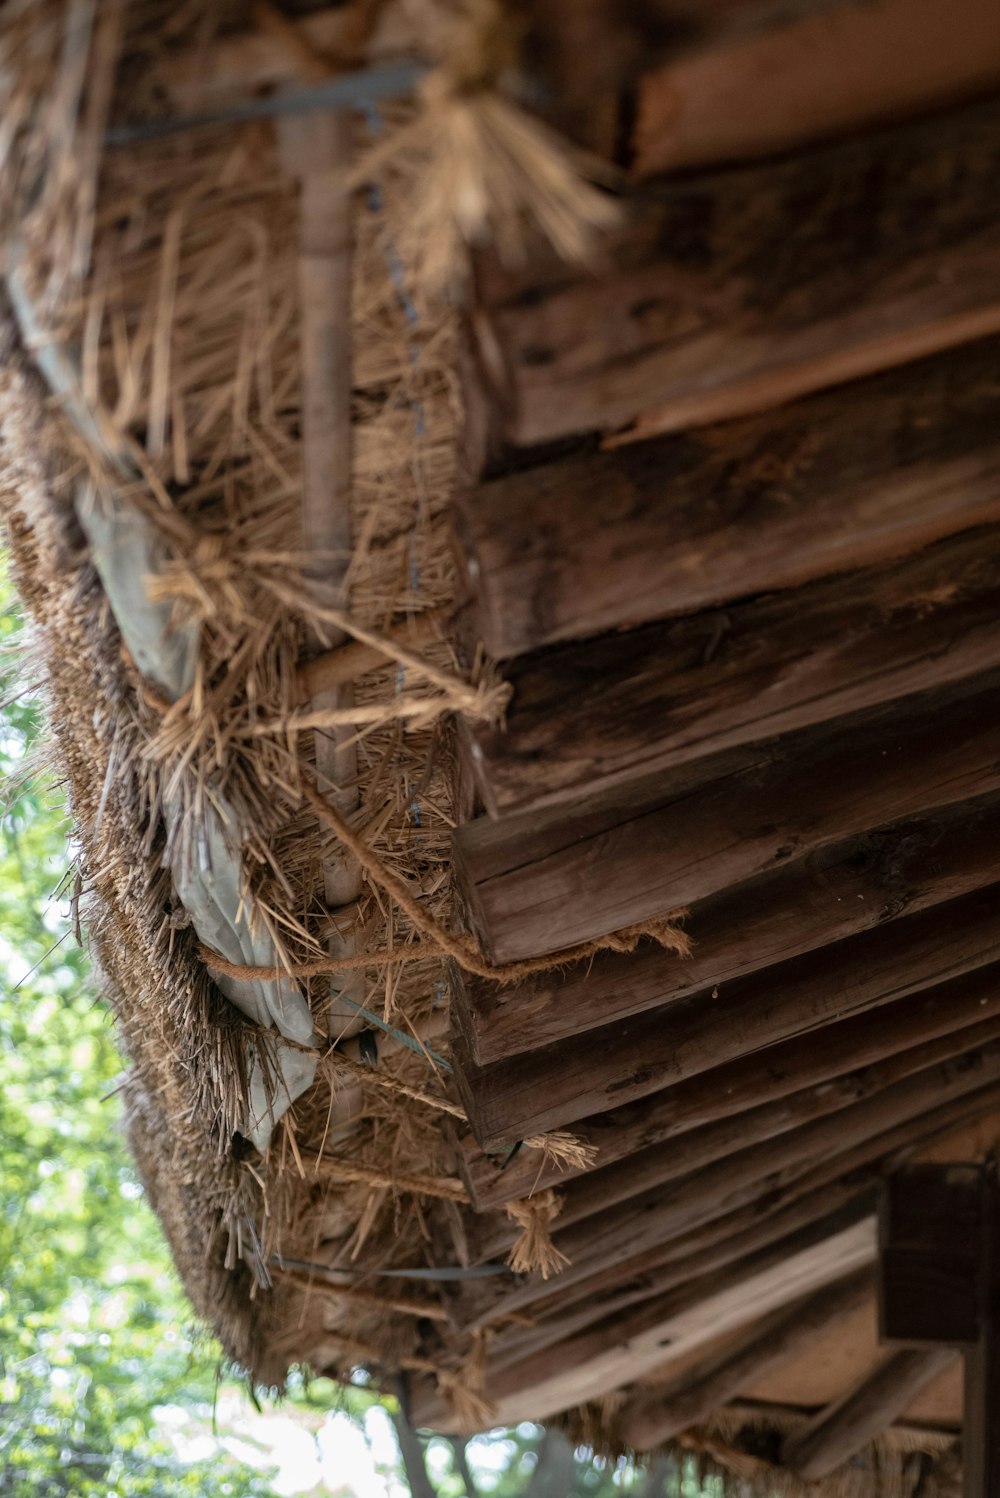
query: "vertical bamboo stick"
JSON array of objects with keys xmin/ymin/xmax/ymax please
[{"xmin": 280, "ymin": 108, "xmax": 365, "ymax": 1025}]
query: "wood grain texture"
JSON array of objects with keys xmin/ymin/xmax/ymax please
[
  {"xmin": 476, "ymin": 1042, "xmax": 1000, "ymax": 1265},
  {"xmin": 782, "ymin": 1348, "xmax": 959, "ymax": 1479},
  {"xmin": 471, "ymin": 96, "xmax": 1000, "ymax": 448},
  {"xmin": 456, "ymin": 675, "xmax": 1000, "ymax": 966},
  {"xmin": 455, "ymin": 879, "xmax": 1000, "ymax": 1146},
  {"xmin": 466, "ymin": 526, "xmax": 1000, "ymax": 816},
  {"xmin": 464, "ymin": 991, "xmax": 1000, "ymax": 1209},
  {"xmin": 454, "ymin": 1083, "xmax": 1000, "ymax": 1337},
  {"xmin": 456, "ymin": 336, "xmax": 1000, "ymax": 661},
  {"xmin": 618, "ymin": 1269, "xmax": 877, "ymax": 1450},
  {"xmin": 456, "ymin": 793, "xmax": 1000, "ymax": 1065},
  {"xmin": 633, "ymin": 0, "xmax": 1000, "ymax": 177}
]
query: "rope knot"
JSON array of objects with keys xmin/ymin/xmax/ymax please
[{"xmin": 505, "ymin": 1189, "xmax": 570, "ymax": 1280}]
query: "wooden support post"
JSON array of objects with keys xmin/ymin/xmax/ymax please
[
  {"xmin": 471, "ymin": 96, "xmax": 1000, "ymax": 449},
  {"xmin": 464, "ymin": 526, "xmax": 1000, "ymax": 817},
  {"xmin": 455, "ymin": 673, "xmax": 1000, "ymax": 968},
  {"xmin": 782, "ymin": 1348, "xmax": 958, "ymax": 1480},
  {"xmin": 454, "ymin": 882, "xmax": 1000, "ymax": 1147},
  {"xmin": 965, "ymin": 1163, "xmax": 1000, "ymax": 1498},
  {"xmin": 880, "ymin": 1165, "xmax": 984, "ymax": 1345},
  {"xmin": 455, "ymin": 794, "xmax": 1000, "ymax": 1066},
  {"xmin": 879, "ymin": 1159, "xmax": 1000, "ymax": 1497},
  {"xmin": 618, "ymin": 1268, "xmax": 877, "ymax": 1451}
]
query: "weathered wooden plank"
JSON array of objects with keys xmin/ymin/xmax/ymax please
[
  {"xmin": 414, "ymin": 1216, "xmax": 877, "ymax": 1431},
  {"xmin": 476, "ymin": 1042, "xmax": 1000, "ymax": 1268},
  {"xmin": 456, "ymin": 793, "xmax": 1000, "ymax": 1065},
  {"xmin": 455, "ymin": 879, "xmax": 1000, "ymax": 1147},
  {"xmin": 619, "ymin": 1269, "xmax": 877, "ymax": 1451},
  {"xmin": 964, "ymin": 1162, "xmax": 1000, "ymax": 1498},
  {"xmin": 456, "ymin": 337, "xmax": 1000, "ymax": 662},
  {"xmin": 456, "ymin": 1083, "xmax": 1000, "ymax": 1336},
  {"xmin": 281, "ymin": 110, "xmax": 362, "ymax": 931},
  {"xmin": 634, "ymin": 0, "xmax": 1000, "ymax": 177},
  {"xmin": 781, "ymin": 1348, "xmax": 958, "ymax": 1480},
  {"xmin": 465, "ymin": 526, "xmax": 1000, "ymax": 817},
  {"xmin": 472, "ymin": 96, "xmax": 1000, "ymax": 449},
  {"xmin": 464, "ymin": 993, "xmax": 1000, "ymax": 1210},
  {"xmin": 483, "ymin": 1188, "xmax": 879, "ymax": 1375},
  {"xmin": 456, "ymin": 673, "xmax": 1000, "ymax": 965}
]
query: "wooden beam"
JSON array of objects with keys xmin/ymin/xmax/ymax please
[
  {"xmin": 464, "ymin": 993, "xmax": 1000, "ymax": 1210},
  {"xmin": 456, "ymin": 793, "xmax": 1000, "ymax": 1065},
  {"xmin": 471, "ymin": 96, "xmax": 1000, "ymax": 448},
  {"xmin": 456, "ymin": 337, "xmax": 1000, "ymax": 662},
  {"xmin": 465, "ymin": 526, "xmax": 1000, "ymax": 817},
  {"xmin": 618, "ymin": 1268, "xmax": 877, "ymax": 1451},
  {"xmin": 414, "ymin": 1216, "xmax": 878, "ymax": 1430},
  {"xmin": 782, "ymin": 1348, "xmax": 958, "ymax": 1480},
  {"xmin": 634, "ymin": 0, "xmax": 1000, "ymax": 177},
  {"xmin": 475, "ymin": 1043, "xmax": 1000, "ymax": 1268},
  {"xmin": 486, "ymin": 1221, "xmax": 876, "ymax": 1424},
  {"xmin": 455, "ymin": 673, "xmax": 1000, "ymax": 966},
  {"xmin": 458, "ymin": 1083, "xmax": 1000, "ymax": 1334},
  {"xmin": 483, "ymin": 1189, "xmax": 879, "ymax": 1374},
  {"xmin": 161, "ymin": 5, "xmax": 415, "ymax": 108},
  {"xmin": 455, "ymin": 881, "xmax": 1000, "ymax": 1146}
]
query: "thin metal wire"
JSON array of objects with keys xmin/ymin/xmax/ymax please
[
  {"xmin": 104, "ymin": 60, "xmax": 428, "ymax": 146},
  {"xmin": 270, "ymin": 1253, "xmax": 512, "ymax": 1281}
]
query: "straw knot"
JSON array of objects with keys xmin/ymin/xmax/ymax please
[
  {"xmin": 523, "ymin": 1131, "xmax": 599, "ymax": 1172},
  {"xmin": 505, "ymin": 1189, "xmax": 570, "ymax": 1280}
]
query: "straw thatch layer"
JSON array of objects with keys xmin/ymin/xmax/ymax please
[{"xmin": 0, "ymin": 0, "xmax": 498, "ymax": 1401}]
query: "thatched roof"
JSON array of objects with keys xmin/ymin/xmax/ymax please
[
  {"xmin": 4, "ymin": 1, "xmax": 999, "ymax": 1493},
  {"xmin": 0, "ymin": 0, "xmax": 495, "ymax": 1410}
]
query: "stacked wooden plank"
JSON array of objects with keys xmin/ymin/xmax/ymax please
[{"xmin": 426, "ymin": 2, "xmax": 1000, "ymax": 1471}]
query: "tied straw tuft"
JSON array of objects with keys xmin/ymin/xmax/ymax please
[
  {"xmin": 447, "ymin": 1328, "xmax": 496, "ymax": 1433},
  {"xmin": 353, "ymin": 0, "xmax": 621, "ymax": 290},
  {"xmin": 506, "ymin": 1190, "xmax": 570, "ymax": 1280}
]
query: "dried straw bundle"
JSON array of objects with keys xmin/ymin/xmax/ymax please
[
  {"xmin": 356, "ymin": 0, "xmax": 621, "ymax": 290},
  {"xmin": 0, "ymin": 0, "xmax": 644, "ymax": 1413}
]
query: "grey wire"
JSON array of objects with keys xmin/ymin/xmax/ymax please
[
  {"xmin": 104, "ymin": 60, "xmax": 429, "ymax": 146},
  {"xmin": 270, "ymin": 1253, "xmax": 513, "ymax": 1282}
]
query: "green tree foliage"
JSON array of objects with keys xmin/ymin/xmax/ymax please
[
  {"xmin": 0, "ymin": 572, "xmax": 280, "ymax": 1497},
  {"xmin": 0, "ymin": 567, "xmax": 689, "ymax": 1498}
]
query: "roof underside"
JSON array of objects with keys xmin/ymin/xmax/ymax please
[{"xmin": 2, "ymin": 1, "xmax": 1000, "ymax": 1493}]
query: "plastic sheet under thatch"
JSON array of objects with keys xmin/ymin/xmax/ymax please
[
  {"xmin": 0, "ymin": 0, "xmax": 486, "ymax": 1411},
  {"xmin": 0, "ymin": 0, "xmax": 659, "ymax": 1424}
]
